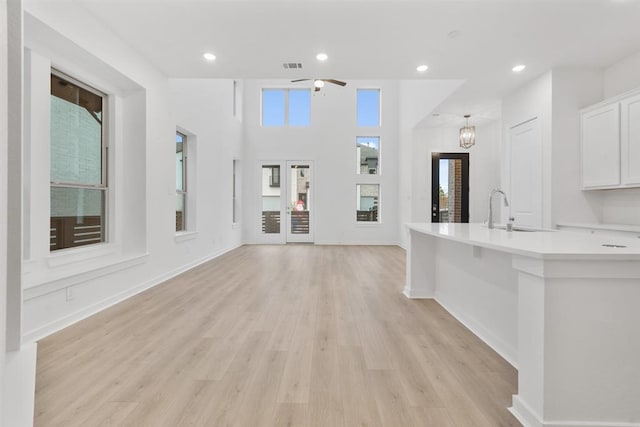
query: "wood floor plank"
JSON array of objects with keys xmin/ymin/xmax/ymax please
[{"xmin": 34, "ymin": 245, "xmax": 520, "ymax": 427}]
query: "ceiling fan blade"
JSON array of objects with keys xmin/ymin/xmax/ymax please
[
  {"xmin": 291, "ymin": 79, "xmax": 312, "ymax": 83},
  {"xmin": 322, "ymin": 79, "xmax": 347, "ymax": 87}
]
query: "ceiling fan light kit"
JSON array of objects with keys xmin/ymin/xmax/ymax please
[{"xmin": 291, "ymin": 78, "xmax": 347, "ymax": 92}]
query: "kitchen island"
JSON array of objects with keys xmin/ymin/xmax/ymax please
[{"xmin": 405, "ymin": 223, "xmax": 640, "ymax": 427}]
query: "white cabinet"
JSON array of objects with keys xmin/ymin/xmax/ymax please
[
  {"xmin": 581, "ymin": 89, "xmax": 640, "ymax": 190},
  {"xmin": 581, "ymin": 102, "xmax": 620, "ymax": 188},
  {"xmin": 620, "ymin": 92, "xmax": 640, "ymax": 185}
]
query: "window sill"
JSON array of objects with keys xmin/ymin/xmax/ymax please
[
  {"xmin": 175, "ymin": 231, "xmax": 198, "ymax": 243},
  {"xmin": 355, "ymin": 222, "xmax": 382, "ymax": 226},
  {"xmin": 46, "ymin": 242, "xmax": 119, "ymax": 268},
  {"xmin": 24, "ymin": 251, "xmax": 149, "ymax": 300}
]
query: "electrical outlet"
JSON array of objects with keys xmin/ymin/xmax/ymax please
[{"xmin": 66, "ymin": 287, "xmax": 74, "ymax": 302}]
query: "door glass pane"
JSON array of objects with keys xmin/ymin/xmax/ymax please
[
  {"xmin": 50, "ymin": 74, "xmax": 103, "ymax": 185},
  {"xmin": 356, "ymin": 184, "xmax": 379, "ymax": 222},
  {"xmin": 356, "ymin": 136, "xmax": 379, "ymax": 174},
  {"xmin": 50, "ymin": 187, "xmax": 105, "ymax": 250},
  {"xmin": 262, "ymin": 165, "xmax": 281, "ymax": 233},
  {"xmin": 289, "ymin": 165, "xmax": 310, "ymax": 234},
  {"xmin": 439, "ymin": 159, "xmax": 462, "ymax": 223}
]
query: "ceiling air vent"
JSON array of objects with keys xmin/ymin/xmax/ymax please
[{"xmin": 283, "ymin": 63, "xmax": 303, "ymax": 70}]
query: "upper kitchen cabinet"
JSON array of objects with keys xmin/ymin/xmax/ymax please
[
  {"xmin": 581, "ymin": 101, "xmax": 620, "ymax": 189},
  {"xmin": 621, "ymin": 92, "xmax": 640, "ymax": 186},
  {"xmin": 581, "ymin": 88, "xmax": 640, "ymax": 190}
]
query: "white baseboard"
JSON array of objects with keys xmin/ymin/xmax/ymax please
[
  {"xmin": 510, "ymin": 395, "xmax": 543, "ymax": 427},
  {"xmin": 435, "ymin": 293, "xmax": 518, "ymax": 368},
  {"xmin": 22, "ymin": 244, "xmax": 242, "ymax": 343},
  {"xmin": 509, "ymin": 395, "xmax": 640, "ymax": 427},
  {"xmin": 402, "ymin": 287, "xmax": 434, "ymax": 299}
]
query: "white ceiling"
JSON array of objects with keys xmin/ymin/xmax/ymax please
[{"xmin": 55, "ymin": 0, "xmax": 640, "ymax": 126}]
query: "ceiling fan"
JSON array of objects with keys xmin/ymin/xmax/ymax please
[{"xmin": 291, "ymin": 78, "xmax": 347, "ymax": 92}]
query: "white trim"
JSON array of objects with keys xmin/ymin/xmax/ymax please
[
  {"xmin": 22, "ymin": 244, "xmax": 242, "ymax": 343},
  {"xmin": 510, "ymin": 395, "xmax": 543, "ymax": 427},
  {"xmin": 509, "ymin": 396, "xmax": 640, "ymax": 427},
  {"xmin": 402, "ymin": 287, "xmax": 433, "ymax": 299},
  {"xmin": 175, "ymin": 230, "xmax": 198, "ymax": 243}
]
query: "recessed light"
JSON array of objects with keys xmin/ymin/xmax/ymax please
[
  {"xmin": 203, "ymin": 52, "xmax": 216, "ymax": 61},
  {"xmin": 316, "ymin": 53, "xmax": 328, "ymax": 61},
  {"xmin": 416, "ymin": 64, "xmax": 429, "ymax": 72},
  {"xmin": 512, "ymin": 64, "xmax": 526, "ymax": 72}
]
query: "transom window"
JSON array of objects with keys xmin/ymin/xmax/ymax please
[
  {"xmin": 50, "ymin": 70, "xmax": 107, "ymax": 251},
  {"xmin": 262, "ymin": 88, "xmax": 311, "ymax": 126},
  {"xmin": 357, "ymin": 89, "xmax": 381, "ymax": 127}
]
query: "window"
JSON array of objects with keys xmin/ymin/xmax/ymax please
[
  {"xmin": 356, "ymin": 136, "xmax": 380, "ymax": 175},
  {"xmin": 233, "ymin": 159, "xmax": 239, "ymax": 224},
  {"xmin": 262, "ymin": 88, "xmax": 311, "ymax": 126},
  {"xmin": 357, "ymin": 89, "xmax": 380, "ymax": 127},
  {"xmin": 176, "ymin": 131, "xmax": 187, "ymax": 232},
  {"xmin": 50, "ymin": 70, "xmax": 106, "ymax": 251},
  {"xmin": 356, "ymin": 184, "xmax": 380, "ymax": 223}
]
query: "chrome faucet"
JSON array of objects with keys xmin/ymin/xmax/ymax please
[{"xmin": 487, "ymin": 189, "xmax": 509, "ymax": 229}]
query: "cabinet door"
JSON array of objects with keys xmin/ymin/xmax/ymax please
[
  {"xmin": 621, "ymin": 93, "xmax": 640, "ymax": 186},
  {"xmin": 581, "ymin": 102, "xmax": 620, "ymax": 188}
]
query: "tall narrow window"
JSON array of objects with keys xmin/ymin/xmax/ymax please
[
  {"xmin": 232, "ymin": 159, "xmax": 239, "ymax": 224},
  {"xmin": 50, "ymin": 71, "xmax": 106, "ymax": 251},
  {"xmin": 357, "ymin": 89, "xmax": 381, "ymax": 127},
  {"xmin": 176, "ymin": 132, "xmax": 187, "ymax": 232}
]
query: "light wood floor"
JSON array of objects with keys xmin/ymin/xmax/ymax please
[{"xmin": 34, "ymin": 245, "xmax": 521, "ymax": 427}]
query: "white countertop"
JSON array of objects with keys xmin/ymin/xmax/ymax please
[{"xmin": 407, "ymin": 223, "xmax": 640, "ymax": 260}]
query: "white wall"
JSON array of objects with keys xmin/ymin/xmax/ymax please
[
  {"xmin": 501, "ymin": 71, "xmax": 553, "ymax": 228},
  {"xmin": 550, "ymin": 68, "xmax": 604, "ymax": 225},
  {"xmin": 168, "ymin": 78, "xmax": 243, "ymax": 253},
  {"xmin": 411, "ymin": 122, "xmax": 500, "ymax": 225},
  {"xmin": 600, "ymin": 50, "xmax": 640, "ymax": 225},
  {"xmin": 243, "ymin": 79, "xmax": 399, "ymax": 245},
  {"xmin": 21, "ymin": 4, "xmax": 242, "ymax": 344}
]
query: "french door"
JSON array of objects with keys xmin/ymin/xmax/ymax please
[{"xmin": 259, "ymin": 160, "xmax": 313, "ymax": 243}]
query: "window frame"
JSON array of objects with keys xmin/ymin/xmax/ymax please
[
  {"xmin": 261, "ymin": 88, "xmax": 311, "ymax": 127},
  {"xmin": 50, "ymin": 68, "xmax": 109, "ymax": 251}
]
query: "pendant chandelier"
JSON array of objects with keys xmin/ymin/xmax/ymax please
[{"xmin": 459, "ymin": 114, "xmax": 476, "ymax": 149}]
